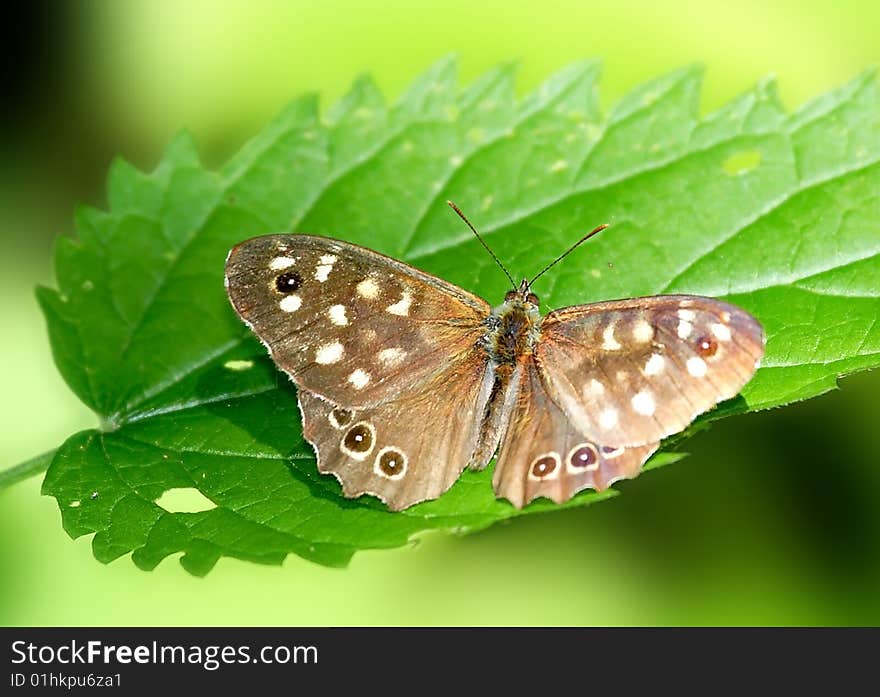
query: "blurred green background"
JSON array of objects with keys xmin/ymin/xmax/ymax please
[{"xmin": 2, "ymin": 0, "xmax": 879, "ymax": 625}]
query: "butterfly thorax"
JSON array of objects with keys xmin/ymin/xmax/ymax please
[
  {"xmin": 469, "ymin": 284, "xmax": 542, "ymax": 471},
  {"xmin": 483, "ymin": 285, "xmax": 541, "ymax": 366}
]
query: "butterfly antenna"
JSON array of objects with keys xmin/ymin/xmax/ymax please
[
  {"xmin": 447, "ymin": 201, "xmax": 517, "ymax": 290},
  {"xmin": 529, "ymin": 223, "xmax": 610, "ymax": 286}
]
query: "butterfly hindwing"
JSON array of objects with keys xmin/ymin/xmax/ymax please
[
  {"xmin": 225, "ymin": 234, "xmax": 490, "ymax": 407},
  {"xmin": 493, "ymin": 361, "xmax": 659, "ymax": 508},
  {"xmin": 535, "ymin": 295, "xmax": 764, "ymax": 447},
  {"xmin": 297, "ymin": 348, "xmax": 494, "ymax": 511}
]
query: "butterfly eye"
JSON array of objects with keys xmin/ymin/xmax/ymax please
[
  {"xmin": 526, "ymin": 293, "xmax": 540, "ymax": 305},
  {"xmin": 568, "ymin": 444, "xmax": 599, "ymax": 471},
  {"xmin": 328, "ymin": 407, "xmax": 353, "ymax": 429},
  {"xmin": 504, "ymin": 290, "xmax": 518, "ymax": 302},
  {"xmin": 343, "ymin": 423, "xmax": 374, "ymax": 454},
  {"xmin": 376, "ymin": 448, "xmax": 407, "ymax": 479},
  {"xmin": 530, "ymin": 455, "xmax": 559, "ymax": 478},
  {"xmin": 695, "ymin": 335, "xmax": 719, "ymax": 357},
  {"xmin": 275, "ymin": 271, "xmax": 302, "ymax": 293}
]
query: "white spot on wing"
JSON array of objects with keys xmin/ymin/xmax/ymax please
[
  {"xmin": 587, "ymin": 378, "xmax": 605, "ymax": 396},
  {"xmin": 378, "ymin": 347, "xmax": 406, "ymax": 367},
  {"xmin": 602, "ymin": 323, "xmax": 621, "ymax": 350},
  {"xmin": 348, "ymin": 369, "xmax": 371, "ymax": 389},
  {"xmin": 678, "ymin": 320, "xmax": 693, "ymax": 339},
  {"xmin": 633, "ymin": 319, "xmax": 654, "ymax": 342},
  {"xmin": 314, "ymin": 256, "xmax": 337, "ymax": 282},
  {"xmin": 356, "ymin": 277, "xmax": 380, "ymax": 299},
  {"xmin": 386, "ymin": 290, "xmax": 412, "ymax": 316},
  {"xmin": 279, "ymin": 294, "xmax": 302, "ymax": 312},
  {"xmin": 687, "ymin": 356, "xmax": 708, "ymax": 377},
  {"xmin": 711, "ymin": 323, "xmax": 732, "ymax": 341},
  {"xmin": 632, "ymin": 390, "xmax": 655, "ymax": 416},
  {"xmin": 678, "ymin": 309, "xmax": 696, "ymax": 321},
  {"xmin": 599, "ymin": 409, "xmax": 618, "ymax": 429},
  {"xmin": 328, "ymin": 304, "xmax": 349, "ymax": 326},
  {"xmin": 270, "ymin": 257, "xmax": 296, "ymax": 270},
  {"xmin": 644, "ymin": 354, "xmax": 665, "ymax": 376},
  {"xmin": 316, "ymin": 341, "xmax": 344, "ymax": 364}
]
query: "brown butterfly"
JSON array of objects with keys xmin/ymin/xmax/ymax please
[{"xmin": 224, "ymin": 203, "xmax": 764, "ymax": 510}]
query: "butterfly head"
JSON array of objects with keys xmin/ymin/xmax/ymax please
[
  {"xmin": 505, "ymin": 279, "xmax": 540, "ymax": 306},
  {"xmin": 489, "ymin": 279, "xmax": 542, "ymax": 363}
]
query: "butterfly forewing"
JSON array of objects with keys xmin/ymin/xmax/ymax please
[
  {"xmin": 493, "ymin": 362, "xmax": 659, "ymax": 508},
  {"xmin": 535, "ymin": 295, "xmax": 765, "ymax": 447},
  {"xmin": 225, "ymin": 234, "xmax": 490, "ymax": 408}
]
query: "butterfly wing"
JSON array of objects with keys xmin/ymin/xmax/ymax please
[
  {"xmin": 494, "ymin": 295, "xmax": 762, "ymax": 507},
  {"xmin": 535, "ymin": 295, "xmax": 765, "ymax": 447},
  {"xmin": 225, "ymin": 234, "xmax": 491, "ymax": 408},
  {"xmin": 297, "ymin": 349, "xmax": 495, "ymax": 510},
  {"xmin": 226, "ymin": 233, "xmax": 496, "ymax": 510},
  {"xmin": 493, "ymin": 360, "xmax": 658, "ymax": 508}
]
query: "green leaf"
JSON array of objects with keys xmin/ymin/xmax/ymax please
[{"xmin": 34, "ymin": 59, "xmax": 880, "ymax": 574}]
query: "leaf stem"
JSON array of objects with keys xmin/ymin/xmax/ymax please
[{"xmin": 0, "ymin": 449, "xmax": 57, "ymax": 489}]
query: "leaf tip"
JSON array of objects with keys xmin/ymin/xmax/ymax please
[{"xmin": 161, "ymin": 130, "xmax": 202, "ymax": 169}]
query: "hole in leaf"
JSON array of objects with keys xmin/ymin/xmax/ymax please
[
  {"xmin": 223, "ymin": 359, "xmax": 254, "ymax": 371},
  {"xmin": 155, "ymin": 487, "xmax": 216, "ymax": 513},
  {"xmin": 69, "ymin": 500, "xmax": 81, "ymax": 508},
  {"xmin": 722, "ymin": 149, "xmax": 762, "ymax": 175}
]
